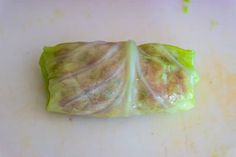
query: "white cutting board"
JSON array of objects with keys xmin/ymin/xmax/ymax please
[{"xmin": 0, "ymin": 0, "xmax": 235, "ymax": 157}]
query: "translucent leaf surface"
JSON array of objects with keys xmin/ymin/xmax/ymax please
[{"xmin": 39, "ymin": 41, "xmax": 199, "ymax": 117}]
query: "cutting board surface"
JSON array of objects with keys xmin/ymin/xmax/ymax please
[{"xmin": 0, "ymin": 1, "xmax": 236, "ymax": 157}]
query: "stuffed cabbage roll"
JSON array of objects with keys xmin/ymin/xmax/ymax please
[{"xmin": 39, "ymin": 41, "xmax": 199, "ymax": 117}]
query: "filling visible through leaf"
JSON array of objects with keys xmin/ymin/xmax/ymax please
[{"xmin": 39, "ymin": 41, "xmax": 199, "ymax": 117}]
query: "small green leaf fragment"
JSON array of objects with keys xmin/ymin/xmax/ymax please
[
  {"xmin": 182, "ymin": 0, "xmax": 191, "ymax": 14},
  {"xmin": 183, "ymin": 0, "xmax": 191, "ymax": 3},
  {"xmin": 183, "ymin": 5, "xmax": 189, "ymax": 14}
]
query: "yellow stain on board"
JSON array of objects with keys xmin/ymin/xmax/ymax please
[
  {"xmin": 53, "ymin": 9, "xmax": 65, "ymax": 18},
  {"xmin": 197, "ymin": 53, "xmax": 236, "ymax": 111},
  {"xmin": 205, "ymin": 59, "xmax": 236, "ymax": 120},
  {"xmin": 210, "ymin": 20, "xmax": 219, "ymax": 29},
  {"xmin": 211, "ymin": 145, "xmax": 227, "ymax": 157},
  {"xmin": 211, "ymin": 151, "xmax": 220, "ymax": 157}
]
